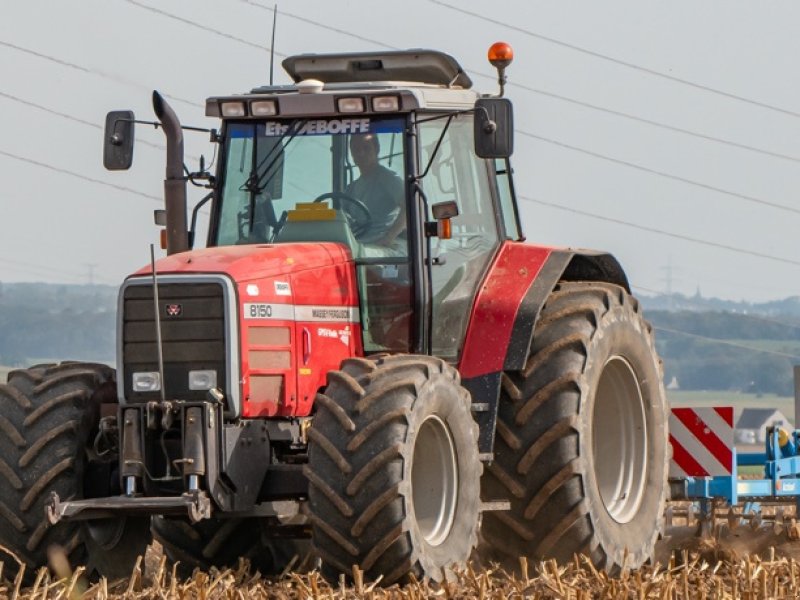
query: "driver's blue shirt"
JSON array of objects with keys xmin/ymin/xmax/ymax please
[{"xmin": 345, "ymin": 165, "xmax": 404, "ymax": 243}]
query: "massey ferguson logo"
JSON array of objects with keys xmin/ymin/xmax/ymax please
[{"xmin": 165, "ymin": 304, "xmax": 183, "ymax": 317}]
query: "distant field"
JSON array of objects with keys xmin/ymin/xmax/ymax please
[
  {"xmin": 668, "ymin": 389, "xmax": 795, "ymax": 423},
  {"xmin": 0, "ymin": 365, "xmax": 11, "ymax": 384}
]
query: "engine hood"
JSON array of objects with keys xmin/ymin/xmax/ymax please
[{"xmin": 130, "ymin": 242, "xmax": 354, "ymax": 283}]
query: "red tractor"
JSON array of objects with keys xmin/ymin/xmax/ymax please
[{"xmin": 0, "ymin": 44, "xmax": 669, "ymax": 584}]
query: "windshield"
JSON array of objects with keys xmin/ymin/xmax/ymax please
[{"xmin": 214, "ymin": 116, "xmax": 407, "ymax": 251}]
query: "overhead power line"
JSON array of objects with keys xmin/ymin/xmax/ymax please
[
  {"xmin": 124, "ymin": 0, "xmax": 287, "ymax": 56},
  {"xmin": 240, "ymin": 0, "xmax": 396, "ymax": 50},
  {"xmin": 140, "ymin": 0, "xmax": 800, "ymax": 173},
  {"xmin": 0, "ymin": 90, "xmax": 211, "ymax": 163},
  {"xmin": 471, "ymin": 74, "xmax": 800, "ymax": 164},
  {"xmin": 521, "ymin": 194, "xmax": 800, "ymax": 267},
  {"xmin": 112, "ymin": 1, "xmax": 800, "ymax": 185},
  {"xmin": 239, "ymin": 2, "xmax": 800, "ymax": 164},
  {"xmin": 653, "ymin": 326, "xmax": 800, "ymax": 360},
  {"xmin": 0, "ymin": 40, "xmax": 202, "ymax": 109},
  {"xmin": 519, "ymin": 130, "xmax": 800, "ymax": 216},
  {"xmin": 0, "ymin": 91, "xmax": 168, "ymax": 153},
  {"xmin": 0, "ymin": 149, "xmax": 161, "ymax": 202},
  {"xmin": 6, "ymin": 44, "xmax": 791, "ymax": 217},
  {"xmin": 0, "ymin": 39, "xmax": 93, "ymax": 75},
  {"xmin": 10, "ymin": 6, "xmax": 795, "ymax": 271},
  {"xmin": 0, "ymin": 90, "xmax": 100, "ymax": 130},
  {"xmin": 429, "ymin": 0, "xmax": 800, "ymax": 119}
]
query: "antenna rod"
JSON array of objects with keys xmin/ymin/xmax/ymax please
[
  {"xmin": 150, "ymin": 244, "xmax": 167, "ymax": 404},
  {"xmin": 269, "ymin": 5, "xmax": 278, "ymax": 85}
]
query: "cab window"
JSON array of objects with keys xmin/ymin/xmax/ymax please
[{"xmin": 418, "ymin": 114, "xmax": 500, "ymax": 358}]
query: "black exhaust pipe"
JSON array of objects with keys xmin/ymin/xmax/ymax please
[{"xmin": 152, "ymin": 91, "xmax": 189, "ymax": 255}]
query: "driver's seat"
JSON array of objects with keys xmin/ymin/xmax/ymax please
[{"xmin": 273, "ymin": 202, "xmax": 360, "ymax": 253}]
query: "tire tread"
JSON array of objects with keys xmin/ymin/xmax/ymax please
[
  {"xmin": 480, "ymin": 281, "xmax": 669, "ymax": 572},
  {"xmin": 308, "ymin": 354, "xmax": 481, "ymax": 585}
]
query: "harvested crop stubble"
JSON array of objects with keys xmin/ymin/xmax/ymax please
[{"xmin": 4, "ymin": 552, "xmax": 800, "ymax": 599}]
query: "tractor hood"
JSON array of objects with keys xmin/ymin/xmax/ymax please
[
  {"xmin": 130, "ymin": 242, "xmax": 354, "ymax": 283},
  {"xmin": 120, "ymin": 240, "xmax": 363, "ymax": 420}
]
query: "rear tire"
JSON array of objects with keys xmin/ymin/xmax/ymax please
[
  {"xmin": 152, "ymin": 516, "xmax": 308, "ymax": 578},
  {"xmin": 479, "ymin": 282, "xmax": 669, "ymax": 571},
  {"xmin": 0, "ymin": 362, "xmax": 151, "ymax": 582},
  {"xmin": 306, "ymin": 355, "xmax": 481, "ymax": 585}
]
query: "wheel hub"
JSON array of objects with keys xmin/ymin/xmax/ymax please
[
  {"xmin": 412, "ymin": 415, "xmax": 458, "ymax": 546},
  {"xmin": 592, "ymin": 356, "xmax": 648, "ymax": 523}
]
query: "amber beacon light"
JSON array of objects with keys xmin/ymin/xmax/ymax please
[{"xmin": 488, "ymin": 42, "xmax": 514, "ymax": 97}]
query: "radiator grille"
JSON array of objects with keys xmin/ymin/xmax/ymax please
[{"xmin": 122, "ymin": 282, "xmax": 227, "ymax": 402}]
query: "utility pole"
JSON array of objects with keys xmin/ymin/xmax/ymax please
[
  {"xmin": 660, "ymin": 259, "xmax": 677, "ymax": 311},
  {"xmin": 85, "ymin": 263, "xmax": 98, "ymax": 287},
  {"xmin": 661, "ymin": 256, "xmax": 680, "ymax": 310},
  {"xmin": 661, "ymin": 263, "xmax": 672, "ymax": 295}
]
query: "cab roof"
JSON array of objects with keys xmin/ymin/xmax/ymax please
[
  {"xmin": 281, "ymin": 49, "xmax": 472, "ymax": 89},
  {"xmin": 205, "ymin": 49, "xmax": 479, "ymax": 118}
]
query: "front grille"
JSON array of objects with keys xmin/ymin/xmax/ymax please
[{"xmin": 122, "ymin": 281, "xmax": 227, "ymax": 402}]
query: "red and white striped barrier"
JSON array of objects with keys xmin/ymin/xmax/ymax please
[{"xmin": 669, "ymin": 407, "xmax": 734, "ymax": 477}]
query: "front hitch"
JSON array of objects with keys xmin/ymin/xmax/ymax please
[{"xmin": 46, "ymin": 489, "xmax": 212, "ymax": 524}]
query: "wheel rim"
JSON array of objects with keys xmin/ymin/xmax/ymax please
[
  {"xmin": 592, "ymin": 357, "xmax": 647, "ymax": 524},
  {"xmin": 412, "ymin": 415, "xmax": 458, "ymax": 546}
]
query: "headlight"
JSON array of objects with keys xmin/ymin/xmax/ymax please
[
  {"xmin": 132, "ymin": 372, "xmax": 161, "ymax": 392},
  {"xmin": 189, "ymin": 370, "xmax": 218, "ymax": 391}
]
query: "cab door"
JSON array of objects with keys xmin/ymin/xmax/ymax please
[{"xmin": 418, "ymin": 114, "xmax": 501, "ymax": 359}]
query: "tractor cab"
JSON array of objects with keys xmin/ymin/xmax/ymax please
[{"xmin": 203, "ymin": 48, "xmax": 519, "ymax": 357}]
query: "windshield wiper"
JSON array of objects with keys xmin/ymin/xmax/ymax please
[
  {"xmin": 240, "ymin": 118, "xmax": 305, "ymax": 196},
  {"xmin": 238, "ymin": 119, "xmax": 306, "ymax": 239}
]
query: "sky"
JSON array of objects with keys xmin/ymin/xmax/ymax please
[{"xmin": 2, "ymin": 1, "xmax": 800, "ymax": 302}]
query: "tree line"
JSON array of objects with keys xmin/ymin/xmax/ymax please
[
  {"xmin": 648, "ymin": 310, "xmax": 800, "ymax": 396},
  {"xmin": 0, "ymin": 282, "xmax": 116, "ymax": 365},
  {"xmin": 1, "ymin": 283, "xmax": 798, "ymax": 395}
]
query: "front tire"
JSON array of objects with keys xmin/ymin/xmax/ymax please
[
  {"xmin": 306, "ymin": 355, "xmax": 481, "ymax": 585},
  {"xmin": 480, "ymin": 282, "xmax": 669, "ymax": 571},
  {"xmin": 0, "ymin": 362, "xmax": 151, "ymax": 582}
]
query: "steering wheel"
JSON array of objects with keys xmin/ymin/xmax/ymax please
[{"xmin": 313, "ymin": 192, "xmax": 372, "ymax": 238}]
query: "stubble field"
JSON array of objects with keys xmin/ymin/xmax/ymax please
[{"xmin": 3, "ymin": 516, "xmax": 800, "ymax": 599}]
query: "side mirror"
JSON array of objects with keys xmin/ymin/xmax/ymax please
[
  {"xmin": 474, "ymin": 98, "xmax": 513, "ymax": 159},
  {"xmin": 432, "ymin": 200, "xmax": 459, "ymax": 220},
  {"xmin": 103, "ymin": 110, "xmax": 135, "ymax": 170},
  {"xmin": 426, "ymin": 200, "xmax": 459, "ymax": 240}
]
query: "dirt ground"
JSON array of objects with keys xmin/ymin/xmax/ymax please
[
  {"xmin": 656, "ymin": 520, "xmax": 800, "ymax": 567},
  {"xmin": 139, "ymin": 516, "xmax": 800, "ymax": 582},
  {"xmin": 133, "ymin": 520, "xmax": 800, "ymax": 585}
]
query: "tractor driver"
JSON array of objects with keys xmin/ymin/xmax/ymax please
[{"xmin": 345, "ymin": 133, "xmax": 406, "ymax": 254}]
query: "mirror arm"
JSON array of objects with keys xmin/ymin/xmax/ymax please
[
  {"xmin": 188, "ymin": 191, "xmax": 215, "ymax": 249},
  {"xmin": 474, "ymin": 105, "xmax": 497, "ymax": 133},
  {"xmin": 117, "ymin": 118, "xmax": 212, "ymax": 134}
]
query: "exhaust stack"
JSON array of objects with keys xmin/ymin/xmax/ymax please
[{"xmin": 152, "ymin": 91, "xmax": 189, "ymax": 255}]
